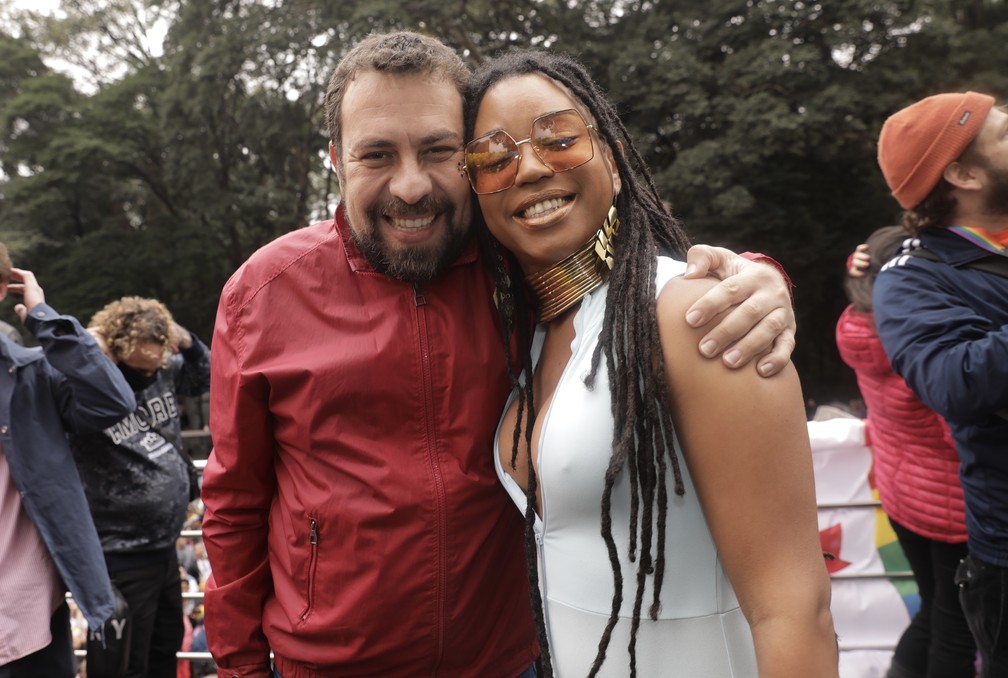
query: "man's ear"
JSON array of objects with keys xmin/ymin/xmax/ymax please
[
  {"xmin": 0, "ymin": 281, "xmax": 6, "ymax": 302},
  {"xmin": 943, "ymin": 161, "xmax": 983, "ymax": 192}
]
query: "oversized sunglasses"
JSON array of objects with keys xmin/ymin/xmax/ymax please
[{"xmin": 459, "ymin": 109, "xmax": 596, "ymax": 195}]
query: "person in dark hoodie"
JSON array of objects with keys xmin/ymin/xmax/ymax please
[
  {"xmin": 73, "ymin": 296, "xmax": 210, "ymax": 678},
  {"xmin": 0, "ymin": 243, "xmax": 136, "ymax": 678}
]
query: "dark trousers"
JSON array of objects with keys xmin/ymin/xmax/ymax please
[
  {"xmin": 957, "ymin": 552, "xmax": 1008, "ymax": 678},
  {"xmin": 889, "ymin": 519, "xmax": 976, "ymax": 677},
  {"xmin": 0, "ymin": 601, "xmax": 74, "ymax": 678},
  {"xmin": 111, "ymin": 551, "xmax": 184, "ymax": 678}
]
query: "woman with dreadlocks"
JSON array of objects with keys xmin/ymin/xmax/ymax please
[{"xmin": 460, "ymin": 50, "xmax": 838, "ymax": 677}]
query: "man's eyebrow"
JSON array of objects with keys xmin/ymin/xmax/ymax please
[
  {"xmin": 348, "ymin": 137, "xmax": 396, "ymax": 154},
  {"xmin": 348, "ymin": 129, "xmax": 462, "ymax": 155},
  {"xmin": 419, "ymin": 130, "xmax": 463, "ymax": 146}
]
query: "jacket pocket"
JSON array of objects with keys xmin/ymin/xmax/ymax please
[{"xmin": 298, "ymin": 517, "xmax": 319, "ymax": 622}]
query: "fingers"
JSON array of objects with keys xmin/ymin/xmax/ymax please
[
  {"xmin": 684, "ymin": 275, "xmax": 745, "ymax": 328},
  {"xmin": 170, "ymin": 321, "xmax": 193, "ymax": 350},
  {"xmin": 847, "ymin": 245, "xmax": 871, "ymax": 277},
  {"xmin": 756, "ymin": 325, "xmax": 797, "ymax": 377},
  {"xmin": 14, "ymin": 304, "xmax": 27, "ymax": 323},
  {"xmin": 684, "ymin": 244, "xmax": 737, "ymax": 280},
  {"xmin": 8, "ymin": 268, "xmax": 44, "ymax": 310},
  {"xmin": 9, "ymin": 267, "xmax": 33, "ymax": 285},
  {"xmin": 697, "ymin": 301, "xmax": 792, "ymax": 370}
]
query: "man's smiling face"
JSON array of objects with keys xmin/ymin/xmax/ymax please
[{"xmin": 335, "ymin": 70, "xmax": 473, "ymax": 282}]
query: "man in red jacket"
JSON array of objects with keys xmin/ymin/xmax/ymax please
[{"xmin": 201, "ymin": 31, "xmax": 797, "ymax": 678}]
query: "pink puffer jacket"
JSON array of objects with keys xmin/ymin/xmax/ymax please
[{"xmin": 836, "ymin": 305, "xmax": 967, "ymax": 542}]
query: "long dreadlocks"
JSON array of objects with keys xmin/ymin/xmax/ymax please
[{"xmin": 465, "ymin": 50, "xmax": 694, "ymax": 677}]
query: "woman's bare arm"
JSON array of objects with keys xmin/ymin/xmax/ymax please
[{"xmin": 657, "ymin": 275, "xmax": 838, "ymax": 678}]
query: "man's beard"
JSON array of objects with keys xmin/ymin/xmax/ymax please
[
  {"xmin": 982, "ymin": 166, "xmax": 1008, "ymax": 217},
  {"xmin": 347, "ymin": 196, "xmax": 470, "ymax": 283}
]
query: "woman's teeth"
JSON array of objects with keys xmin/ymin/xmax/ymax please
[{"xmin": 520, "ymin": 198, "xmax": 569, "ymax": 218}]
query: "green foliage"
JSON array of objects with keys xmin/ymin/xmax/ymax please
[{"xmin": 1, "ymin": 0, "xmax": 1007, "ymax": 400}]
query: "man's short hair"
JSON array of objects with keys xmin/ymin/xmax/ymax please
[
  {"xmin": 0, "ymin": 243, "xmax": 12, "ymax": 284},
  {"xmin": 324, "ymin": 31, "xmax": 470, "ymax": 160}
]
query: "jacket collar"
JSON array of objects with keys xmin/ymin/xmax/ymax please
[
  {"xmin": 333, "ymin": 202, "xmax": 478, "ymax": 276},
  {"xmin": 919, "ymin": 227, "xmax": 1002, "ymax": 267}
]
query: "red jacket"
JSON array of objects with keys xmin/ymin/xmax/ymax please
[
  {"xmin": 202, "ymin": 206, "xmax": 537, "ymax": 677},
  {"xmin": 835, "ymin": 305, "xmax": 966, "ymax": 542}
]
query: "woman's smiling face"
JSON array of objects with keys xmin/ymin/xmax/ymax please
[{"xmin": 472, "ymin": 73, "xmax": 621, "ymax": 275}]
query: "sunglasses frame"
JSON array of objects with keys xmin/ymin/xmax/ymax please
[{"xmin": 459, "ymin": 108, "xmax": 597, "ymax": 195}]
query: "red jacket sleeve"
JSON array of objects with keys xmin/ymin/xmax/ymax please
[{"xmin": 201, "ymin": 279, "xmax": 276, "ymax": 678}]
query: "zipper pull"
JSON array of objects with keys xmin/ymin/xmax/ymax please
[
  {"xmin": 309, "ymin": 519, "xmax": 318, "ymax": 545},
  {"xmin": 413, "ymin": 282, "xmax": 427, "ymax": 307}
]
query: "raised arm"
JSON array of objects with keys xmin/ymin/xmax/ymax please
[
  {"xmin": 683, "ymin": 245, "xmax": 795, "ymax": 377},
  {"xmin": 657, "ymin": 275, "xmax": 837, "ymax": 677},
  {"xmin": 200, "ymin": 283, "xmax": 277, "ymax": 678},
  {"xmin": 169, "ymin": 322, "xmax": 211, "ymax": 397},
  {"xmin": 10, "ymin": 267, "xmax": 136, "ymax": 431}
]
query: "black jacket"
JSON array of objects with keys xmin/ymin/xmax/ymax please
[{"xmin": 71, "ymin": 337, "xmax": 210, "ymax": 565}]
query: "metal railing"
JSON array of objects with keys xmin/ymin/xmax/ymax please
[{"xmin": 72, "ymin": 433, "xmax": 910, "ymax": 664}]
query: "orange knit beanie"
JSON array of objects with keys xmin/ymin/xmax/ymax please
[{"xmin": 877, "ymin": 91, "xmax": 995, "ymax": 209}]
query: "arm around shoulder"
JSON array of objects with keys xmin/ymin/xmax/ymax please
[
  {"xmin": 682, "ymin": 247, "xmax": 796, "ymax": 377},
  {"xmin": 657, "ymin": 277, "xmax": 838, "ymax": 677}
]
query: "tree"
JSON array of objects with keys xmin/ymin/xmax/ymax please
[{"xmin": 1, "ymin": 0, "xmax": 1006, "ymax": 402}]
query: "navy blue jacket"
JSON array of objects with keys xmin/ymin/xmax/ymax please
[
  {"xmin": 874, "ymin": 227, "xmax": 1008, "ymax": 566},
  {"xmin": 0, "ymin": 303, "xmax": 136, "ymax": 629}
]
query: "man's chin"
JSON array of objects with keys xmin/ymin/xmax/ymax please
[
  {"xmin": 379, "ymin": 246, "xmax": 446, "ymax": 282},
  {"xmin": 358, "ymin": 233, "xmax": 468, "ymax": 283}
]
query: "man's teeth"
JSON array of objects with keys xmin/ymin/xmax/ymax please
[
  {"xmin": 389, "ymin": 215, "xmax": 435, "ymax": 231},
  {"xmin": 520, "ymin": 198, "xmax": 568, "ymax": 218}
]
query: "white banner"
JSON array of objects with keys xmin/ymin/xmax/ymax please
[{"xmin": 809, "ymin": 418, "xmax": 912, "ymax": 678}]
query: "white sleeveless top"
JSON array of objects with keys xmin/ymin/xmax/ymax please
[{"xmin": 494, "ymin": 257, "xmax": 757, "ymax": 677}]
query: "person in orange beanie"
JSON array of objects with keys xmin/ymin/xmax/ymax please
[
  {"xmin": 838, "ymin": 226, "xmax": 974, "ymax": 678},
  {"xmin": 873, "ymin": 91, "xmax": 1008, "ymax": 678}
]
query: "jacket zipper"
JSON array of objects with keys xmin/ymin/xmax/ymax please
[
  {"xmin": 414, "ymin": 282, "xmax": 448, "ymax": 673},
  {"xmin": 300, "ymin": 518, "xmax": 319, "ymax": 622}
]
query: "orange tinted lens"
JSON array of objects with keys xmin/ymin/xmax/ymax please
[
  {"xmin": 465, "ymin": 131, "xmax": 520, "ymax": 194},
  {"xmin": 530, "ymin": 110, "xmax": 593, "ymax": 172}
]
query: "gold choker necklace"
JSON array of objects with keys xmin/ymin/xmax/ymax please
[{"xmin": 525, "ymin": 205, "xmax": 619, "ymax": 322}]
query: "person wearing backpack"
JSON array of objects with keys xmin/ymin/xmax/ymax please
[{"xmin": 874, "ymin": 91, "xmax": 1008, "ymax": 678}]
